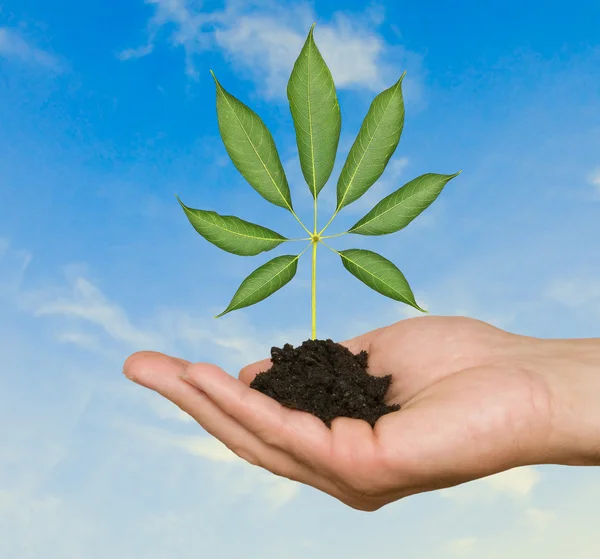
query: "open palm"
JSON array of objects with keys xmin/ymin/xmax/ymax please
[{"xmin": 124, "ymin": 316, "xmax": 558, "ymax": 511}]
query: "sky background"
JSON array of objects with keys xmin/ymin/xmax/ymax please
[{"xmin": 1, "ymin": 0, "xmax": 600, "ymax": 557}]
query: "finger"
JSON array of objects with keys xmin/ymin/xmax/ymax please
[
  {"xmin": 124, "ymin": 351, "xmax": 299, "ymax": 469},
  {"xmin": 239, "ymin": 357, "xmax": 272, "ymax": 385},
  {"xmin": 330, "ymin": 416, "xmax": 380, "ymax": 481},
  {"xmin": 180, "ymin": 361, "xmax": 333, "ymax": 470},
  {"xmin": 337, "ymin": 326, "xmax": 385, "ymax": 356},
  {"xmin": 123, "ymin": 352, "xmax": 346, "ymax": 499}
]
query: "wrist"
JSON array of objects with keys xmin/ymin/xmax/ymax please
[{"xmin": 528, "ymin": 336, "xmax": 600, "ymax": 466}]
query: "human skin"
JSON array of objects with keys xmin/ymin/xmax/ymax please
[{"xmin": 123, "ymin": 316, "xmax": 600, "ymax": 511}]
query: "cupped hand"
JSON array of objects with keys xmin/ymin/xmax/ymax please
[{"xmin": 123, "ymin": 316, "xmax": 570, "ymax": 511}]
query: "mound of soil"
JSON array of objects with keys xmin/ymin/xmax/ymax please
[{"xmin": 249, "ymin": 338, "xmax": 400, "ymax": 428}]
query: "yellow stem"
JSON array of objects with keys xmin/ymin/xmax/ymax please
[
  {"xmin": 320, "ymin": 231, "xmax": 348, "ymax": 239},
  {"xmin": 319, "ymin": 239, "xmax": 337, "ymax": 251},
  {"xmin": 317, "ymin": 206, "xmax": 340, "ymax": 236},
  {"xmin": 311, "ymin": 238, "xmax": 317, "ymax": 339},
  {"xmin": 291, "ymin": 209, "xmax": 313, "ymax": 236},
  {"xmin": 311, "ymin": 195, "xmax": 318, "ymax": 340}
]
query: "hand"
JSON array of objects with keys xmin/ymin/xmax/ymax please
[{"xmin": 123, "ymin": 316, "xmax": 600, "ymax": 511}]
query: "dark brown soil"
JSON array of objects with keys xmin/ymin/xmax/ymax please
[{"xmin": 249, "ymin": 338, "xmax": 400, "ymax": 428}]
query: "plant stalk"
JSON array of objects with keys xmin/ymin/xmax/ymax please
[
  {"xmin": 311, "ymin": 196, "xmax": 318, "ymax": 339},
  {"xmin": 318, "ymin": 206, "xmax": 339, "ymax": 236},
  {"xmin": 311, "ymin": 238, "xmax": 317, "ymax": 339}
]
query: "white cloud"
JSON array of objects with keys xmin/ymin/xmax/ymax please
[
  {"xmin": 0, "ymin": 235, "xmax": 309, "ymax": 378},
  {"xmin": 123, "ymin": 423, "xmax": 245, "ymax": 463},
  {"xmin": 341, "ymin": 156, "xmax": 411, "ymax": 215},
  {"xmin": 3, "ymin": 234, "xmax": 600, "ymax": 556},
  {"xmin": 0, "ymin": 27, "xmax": 63, "ymax": 72},
  {"xmin": 214, "ymin": 8, "xmax": 397, "ymax": 98},
  {"xmin": 588, "ymin": 167, "xmax": 600, "ymax": 189},
  {"xmin": 0, "ymin": 238, "xmax": 304, "ymax": 553},
  {"xmin": 1, "ymin": 238, "xmax": 303, "ymax": 381},
  {"xmin": 525, "ymin": 506, "xmax": 558, "ymax": 529},
  {"xmin": 398, "ymin": 297, "xmax": 430, "ymax": 318},
  {"xmin": 444, "ymin": 474, "xmax": 600, "ymax": 559},
  {"xmin": 126, "ymin": 423, "xmax": 299, "ymax": 508},
  {"xmin": 171, "ymin": 434, "xmax": 245, "ymax": 463},
  {"xmin": 55, "ymin": 331, "xmax": 102, "ymax": 351},
  {"xmin": 393, "ymin": 289, "xmax": 517, "ymax": 333},
  {"xmin": 144, "ymin": 394, "xmax": 195, "ymax": 423},
  {"xmin": 544, "ymin": 278, "xmax": 600, "ymax": 309},
  {"xmin": 120, "ymin": 0, "xmax": 424, "ymax": 99},
  {"xmin": 439, "ymin": 466, "xmax": 541, "ymax": 501},
  {"xmin": 0, "ymin": 237, "xmax": 32, "ymax": 294},
  {"xmin": 118, "ymin": 43, "xmax": 154, "ymax": 60},
  {"xmin": 0, "ymin": 489, "xmax": 82, "ymax": 558},
  {"xmin": 27, "ymin": 272, "xmax": 290, "ymax": 370},
  {"xmin": 0, "ymin": 237, "xmax": 8, "ymax": 257},
  {"xmin": 442, "ymin": 537, "xmax": 478, "ymax": 557},
  {"xmin": 34, "ymin": 277, "xmax": 164, "ymax": 349},
  {"xmin": 482, "ymin": 466, "xmax": 541, "ymax": 496}
]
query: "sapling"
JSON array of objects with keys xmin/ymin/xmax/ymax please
[{"xmin": 177, "ymin": 24, "xmax": 461, "ymax": 427}]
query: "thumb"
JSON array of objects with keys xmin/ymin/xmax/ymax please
[{"xmin": 238, "ymin": 357, "xmax": 272, "ymax": 386}]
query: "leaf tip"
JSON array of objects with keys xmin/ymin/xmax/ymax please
[{"xmin": 310, "ymin": 22, "xmax": 316, "ymax": 33}]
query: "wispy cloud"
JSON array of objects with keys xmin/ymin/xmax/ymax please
[
  {"xmin": 0, "ymin": 237, "xmax": 32, "ymax": 295},
  {"xmin": 442, "ymin": 537, "xmax": 478, "ymax": 557},
  {"xmin": 55, "ymin": 331, "xmax": 103, "ymax": 352},
  {"xmin": 437, "ymin": 474, "xmax": 600, "ymax": 559},
  {"xmin": 120, "ymin": 0, "xmax": 423, "ymax": 99},
  {"xmin": 544, "ymin": 277, "xmax": 600, "ymax": 311},
  {"xmin": 0, "ymin": 27, "xmax": 63, "ymax": 72},
  {"xmin": 14, "ymin": 244, "xmax": 305, "ymax": 372},
  {"xmin": 340, "ymin": 156, "xmax": 411, "ymax": 215},
  {"xmin": 34, "ymin": 277, "xmax": 164, "ymax": 349},
  {"xmin": 118, "ymin": 43, "xmax": 154, "ymax": 61},
  {"xmin": 122, "ymin": 422, "xmax": 299, "ymax": 508},
  {"xmin": 525, "ymin": 506, "xmax": 558, "ymax": 529},
  {"xmin": 588, "ymin": 167, "xmax": 600, "ymax": 198},
  {"xmin": 0, "ymin": 238, "xmax": 301, "ymax": 534},
  {"xmin": 439, "ymin": 466, "xmax": 542, "ymax": 501}
]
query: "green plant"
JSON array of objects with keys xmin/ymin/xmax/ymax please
[{"xmin": 177, "ymin": 23, "xmax": 461, "ymax": 340}]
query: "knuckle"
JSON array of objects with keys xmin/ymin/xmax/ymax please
[
  {"xmin": 185, "ymin": 362, "xmax": 205, "ymax": 380},
  {"xmin": 335, "ymin": 461, "xmax": 384, "ymax": 499}
]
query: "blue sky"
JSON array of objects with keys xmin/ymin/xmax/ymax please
[{"xmin": 1, "ymin": 0, "xmax": 600, "ymax": 557}]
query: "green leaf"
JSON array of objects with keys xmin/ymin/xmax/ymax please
[
  {"xmin": 338, "ymin": 248, "xmax": 425, "ymax": 312},
  {"xmin": 215, "ymin": 254, "xmax": 300, "ymax": 317},
  {"xmin": 287, "ymin": 23, "xmax": 341, "ymax": 198},
  {"xmin": 177, "ymin": 197, "xmax": 288, "ymax": 256},
  {"xmin": 212, "ymin": 71, "xmax": 293, "ymax": 211},
  {"xmin": 336, "ymin": 73, "xmax": 406, "ymax": 211},
  {"xmin": 349, "ymin": 172, "xmax": 461, "ymax": 235}
]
